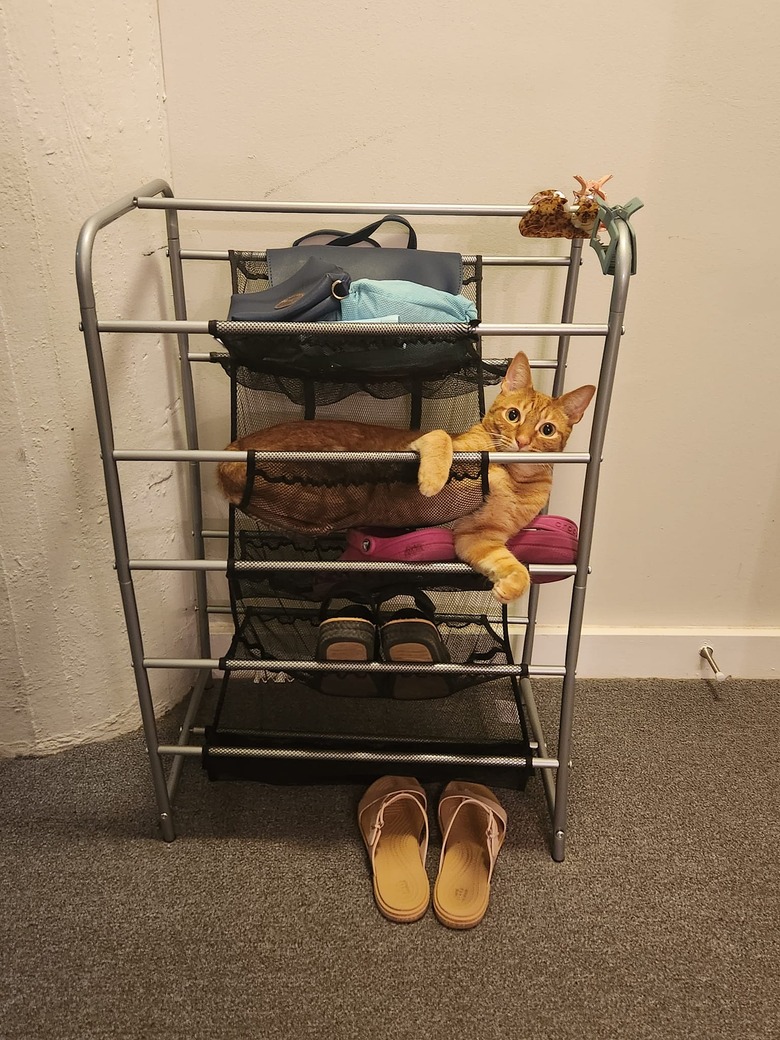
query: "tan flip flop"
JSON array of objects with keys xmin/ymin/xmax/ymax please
[
  {"xmin": 357, "ymin": 776, "xmax": 430, "ymax": 923},
  {"xmin": 433, "ymin": 781, "xmax": 507, "ymax": 929}
]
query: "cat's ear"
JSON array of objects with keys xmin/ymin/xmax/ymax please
[
  {"xmin": 501, "ymin": 351, "xmax": 533, "ymax": 393},
  {"xmin": 558, "ymin": 384, "xmax": 596, "ymax": 424}
]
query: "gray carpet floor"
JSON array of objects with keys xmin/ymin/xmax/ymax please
[{"xmin": 1, "ymin": 678, "xmax": 778, "ymax": 1040}]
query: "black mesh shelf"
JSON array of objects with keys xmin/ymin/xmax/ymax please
[
  {"xmin": 213, "ymin": 251, "xmax": 504, "ymax": 423},
  {"xmin": 219, "ymin": 603, "xmax": 513, "ymax": 699},
  {"xmin": 203, "ymin": 675, "xmax": 534, "ymax": 788}
]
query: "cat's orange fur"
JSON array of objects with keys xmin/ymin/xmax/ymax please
[{"xmin": 218, "ymin": 352, "xmax": 595, "ymax": 602}]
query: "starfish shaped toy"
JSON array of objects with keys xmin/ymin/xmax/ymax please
[{"xmin": 572, "ymin": 173, "xmax": 613, "ymax": 201}]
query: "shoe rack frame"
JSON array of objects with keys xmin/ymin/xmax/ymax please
[{"xmin": 75, "ymin": 179, "xmax": 636, "ymax": 861}]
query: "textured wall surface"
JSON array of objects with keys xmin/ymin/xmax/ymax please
[
  {"xmin": 0, "ymin": 1, "xmax": 195, "ymax": 755},
  {"xmin": 2, "ymin": 1, "xmax": 779, "ymax": 756}
]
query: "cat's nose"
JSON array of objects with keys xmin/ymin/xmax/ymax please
[{"xmin": 515, "ymin": 434, "xmax": 531, "ymax": 450}]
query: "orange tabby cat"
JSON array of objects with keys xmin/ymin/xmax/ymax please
[{"xmin": 218, "ymin": 352, "xmax": 595, "ymax": 601}]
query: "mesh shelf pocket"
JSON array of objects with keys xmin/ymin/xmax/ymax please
[
  {"xmin": 209, "ymin": 252, "xmax": 504, "ymax": 416},
  {"xmin": 225, "ymin": 447, "xmax": 489, "ymax": 541},
  {"xmin": 204, "ymin": 675, "xmax": 534, "ymax": 788},
  {"xmin": 219, "ymin": 603, "xmax": 516, "ymax": 700}
]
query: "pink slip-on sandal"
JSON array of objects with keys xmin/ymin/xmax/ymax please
[
  {"xmin": 357, "ymin": 775, "xmax": 430, "ymax": 923},
  {"xmin": 340, "ymin": 516, "xmax": 578, "ymax": 582},
  {"xmin": 340, "ymin": 526, "xmax": 457, "ymax": 563},
  {"xmin": 433, "ymin": 780, "xmax": 507, "ymax": 930}
]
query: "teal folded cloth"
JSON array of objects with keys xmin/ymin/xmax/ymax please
[{"xmin": 340, "ymin": 279, "xmax": 478, "ymax": 323}]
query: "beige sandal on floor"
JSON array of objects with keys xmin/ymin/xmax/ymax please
[
  {"xmin": 433, "ymin": 781, "xmax": 507, "ymax": 929},
  {"xmin": 357, "ymin": 776, "xmax": 430, "ymax": 923}
]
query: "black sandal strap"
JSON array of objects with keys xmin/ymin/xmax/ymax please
[
  {"xmin": 374, "ymin": 585, "xmax": 437, "ymax": 621},
  {"xmin": 318, "ymin": 587, "xmax": 376, "ymax": 625}
]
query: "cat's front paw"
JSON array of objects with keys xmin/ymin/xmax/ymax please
[
  {"xmin": 492, "ymin": 565, "xmax": 530, "ymax": 604},
  {"xmin": 412, "ymin": 430, "xmax": 452, "ymax": 498},
  {"xmin": 417, "ymin": 469, "xmax": 449, "ymax": 497}
]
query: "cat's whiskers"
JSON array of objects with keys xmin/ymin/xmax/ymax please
[{"xmin": 491, "ymin": 432, "xmax": 518, "ymax": 453}]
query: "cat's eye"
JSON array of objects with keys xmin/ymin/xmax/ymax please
[
  {"xmin": 506, "ymin": 408, "xmax": 521, "ymax": 422},
  {"xmin": 541, "ymin": 422, "xmax": 556, "ymax": 436}
]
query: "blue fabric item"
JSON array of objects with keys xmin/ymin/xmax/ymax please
[{"xmin": 340, "ymin": 279, "xmax": 478, "ymax": 323}]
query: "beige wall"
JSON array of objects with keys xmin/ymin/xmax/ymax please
[
  {"xmin": 159, "ymin": 0, "xmax": 780, "ymax": 666},
  {"xmin": 1, "ymin": 0, "xmax": 778, "ymax": 754},
  {"xmin": 0, "ymin": 1, "xmax": 194, "ymax": 755}
]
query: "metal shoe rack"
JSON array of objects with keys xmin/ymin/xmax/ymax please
[{"xmin": 75, "ymin": 179, "xmax": 638, "ymax": 860}]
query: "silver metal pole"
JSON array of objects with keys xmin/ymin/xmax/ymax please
[
  {"xmin": 75, "ymin": 179, "xmax": 179, "ymax": 843},
  {"xmin": 159, "ymin": 745, "xmax": 203, "ymax": 757},
  {"xmin": 127, "ymin": 560, "xmax": 578, "ymax": 580},
  {"xmin": 166, "ymin": 669, "xmax": 211, "ymax": 801},
  {"xmin": 113, "ymin": 448, "xmax": 590, "ymax": 464},
  {"xmin": 156, "ymin": 743, "xmax": 559, "ymax": 769},
  {"xmin": 178, "ymin": 248, "xmax": 571, "ymax": 268},
  {"xmin": 551, "ymin": 220, "xmax": 634, "ymax": 863},
  {"xmin": 163, "ymin": 206, "xmax": 212, "ymax": 664},
  {"xmin": 95, "ymin": 319, "xmax": 610, "ymax": 337},
  {"xmin": 520, "ymin": 237, "xmax": 586, "ymax": 802},
  {"xmin": 519, "ymin": 675, "xmax": 556, "ymax": 816},
  {"xmin": 143, "ymin": 658, "xmax": 567, "ymax": 677},
  {"xmin": 137, "ymin": 198, "xmax": 535, "ymax": 217},
  {"xmin": 551, "ymin": 238, "xmax": 584, "ymax": 397}
]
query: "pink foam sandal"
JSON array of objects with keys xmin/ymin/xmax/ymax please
[
  {"xmin": 340, "ymin": 526, "xmax": 456, "ymax": 563},
  {"xmin": 357, "ymin": 775, "xmax": 430, "ymax": 923},
  {"xmin": 433, "ymin": 781, "xmax": 507, "ymax": 930},
  {"xmin": 340, "ymin": 516, "xmax": 578, "ymax": 583},
  {"xmin": 507, "ymin": 515, "xmax": 579, "ymax": 579}
]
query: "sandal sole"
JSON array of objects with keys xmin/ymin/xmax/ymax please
[{"xmin": 381, "ymin": 618, "xmax": 451, "ymax": 700}]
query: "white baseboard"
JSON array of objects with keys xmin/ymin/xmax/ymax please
[
  {"xmin": 210, "ymin": 620, "xmax": 780, "ymax": 680},
  {"xmin": 511, "ymin": 625, "xmax": 780, "ymax": 680}
]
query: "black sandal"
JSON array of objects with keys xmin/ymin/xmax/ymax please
[
  {"xmin": 315, "ymin": 589, "xmax": 378, "ymax": 697},
  {"xmin": 376, "ymin": 588, "xmax": 451, "ymax": 700}
]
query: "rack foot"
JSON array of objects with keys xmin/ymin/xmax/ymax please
[
  {"xmin": 552, "ymin": 828, "xmax": 566, "ymax": 862},
  {"xmin": 159, "ymin": 811, "xmax": 176, "ymax": 843}
]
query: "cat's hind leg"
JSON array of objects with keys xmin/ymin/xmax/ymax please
[{"xmin": 409, "ymin": 429, "xmax": 453, "ymax": 497}]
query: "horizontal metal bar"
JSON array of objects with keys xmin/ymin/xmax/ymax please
[
  {"xmin": 180, "ymin": 250, "xmax": 231, "ymax": 261},
  {"xmin": 477, "ymin": 324, "xmax": 607, "ymax": 337},
  {"xmin": 130, "ymin": 559, "xmax": 577, "ymax": 576},
  {"xmin": 186, "ymin": 353, "xmax": 563, "ymax": 367},
  {"xmin": 203, "ymin": 603, "xmax": 530, "ymax": 626},
  {"xmin": 223, "ymin": 661, "xmax": 556, "ymax": 675},
  {"xmin": 137, "ymin": 197, "xmax": 534, "ymax": 217},
  {"xmin": 180, "ymin": 250, "xmax": 484, "ymax": 262},
  {"xmin": 196, "ymin": 745, "xmax": 560, "ymax": 769},
  {"xmin": 484, "ymin": 256, "xmax": 571, "ymax": 267},
  {"xmin": 158, "ymin": 745, "xmax": 203, "ymax": 757},
  {"xmin": 97, "ymin": 320, "xmax": 210, "ymax": 334},
  {"xmin": 179, "ymin": 249, "xmax": 570, "ymax": 267},
  {"xmin": 96, "ymin": 319, "xmax": 608, "ymax": 337},
  {"xmin": 114, "ymin": 448, "xmax": 589, "ymax": 464},
  {"xmin": 144, "ymin": 657, "xmax": 566, "ymax": 677}
]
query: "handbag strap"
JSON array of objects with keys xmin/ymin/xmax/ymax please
[
  {"xmin": 292, "ymin": 214, "xmax": 417, "ymax": 250},
  {"xmin": 291, "ymin": 228, "xmax": 381, "ymax": 248}
]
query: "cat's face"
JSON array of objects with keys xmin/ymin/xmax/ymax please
[{"xmin": 483, "ymin": 352, "xmax": 595, "ymax": 453}]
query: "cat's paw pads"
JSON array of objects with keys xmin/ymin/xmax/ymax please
[{"xmin": 492, "ymin": 568, "xmax": 530, "ymax": 604}]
